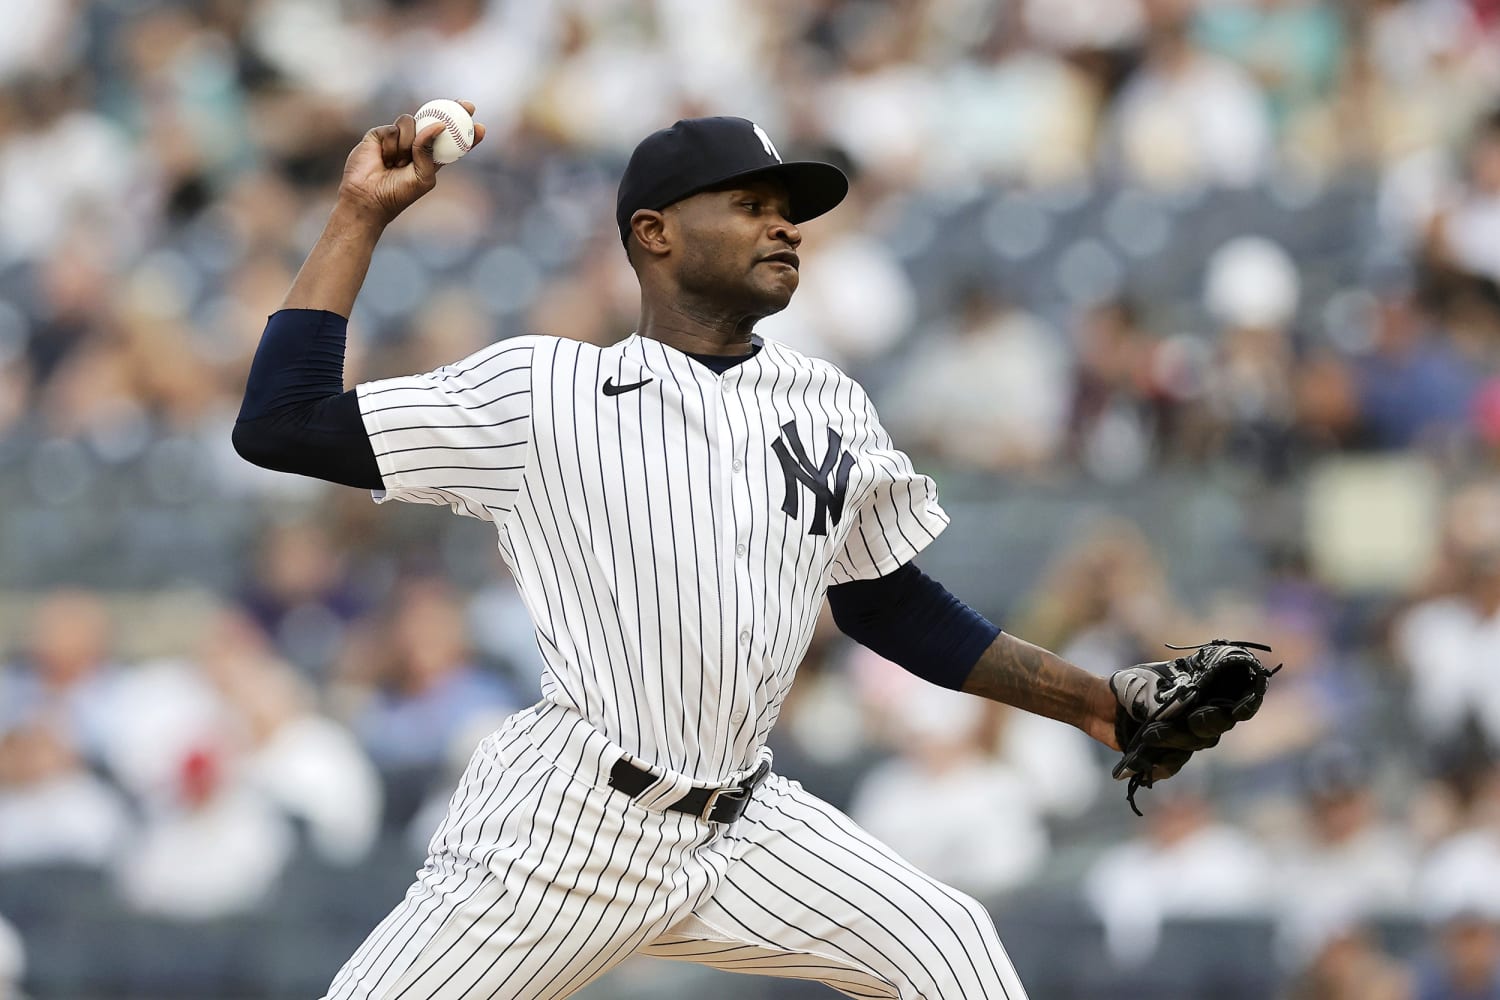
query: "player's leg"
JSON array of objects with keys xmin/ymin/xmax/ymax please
[
  {"xmin": 638, "ymin": 772, "xmax": 1029, "ymax": 1000},
  {"xmin": 322, "ymin": 716, "xmax": 723, "ymax": 1000}
]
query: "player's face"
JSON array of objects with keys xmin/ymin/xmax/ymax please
[{"xmin": 668, "ymin": 178, "xmax": 802, "ymax": 317}]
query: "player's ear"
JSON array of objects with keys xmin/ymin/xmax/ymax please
[{"xmin": 630, "ymin": 209, "xmax": 671, "ymax": 259}]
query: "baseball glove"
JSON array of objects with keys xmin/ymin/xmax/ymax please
[{"xmin": 1109, "ymin": 639, "xmax": 1279, "ymax": 815}]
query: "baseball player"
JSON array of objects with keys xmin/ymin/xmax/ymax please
[{"xmin": 234, "ymin": 106, "xmax": 1241, "ymax": 999}]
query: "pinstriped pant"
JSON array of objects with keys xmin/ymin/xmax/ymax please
[{"xmin": 323, "ymin": 702, "xmax": 1028, "ymax": 1000}]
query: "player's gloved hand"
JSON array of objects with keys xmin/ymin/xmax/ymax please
[
  {"xmin": 1108, "ymin": 639, "xmax": 1278, "ymax": 815},
  {"xmin": 337, "ymin": 100, "xmax": 486, "ymax": 226}
]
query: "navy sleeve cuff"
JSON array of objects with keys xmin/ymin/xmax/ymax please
[
  {"xmin": 232, "ymin": 309, "xmax": 383, "ymax": 490},
  {"xmin": 826, "ymin": 562, "xmax": 1000, "ymax": 690}
]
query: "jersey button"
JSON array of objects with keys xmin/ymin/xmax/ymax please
[
  {"xmin": 732, "ymin": 459, "xmax": 743, "ymax": 472},
  {"xmin": 739, "ymin": 630, "xmax": 750, "ymax": 646},
  {"xmin": 735, "ymin": 543, "xmax": 746, "ymax": 557}
]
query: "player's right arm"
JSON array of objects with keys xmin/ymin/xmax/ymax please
[
  {"xmin": 284, "ymin": 104, "xmax": 483, "ymax": 315},
  {"xmin": 234, "ymin": 105, "xmax": 500, "ymax": 495}
]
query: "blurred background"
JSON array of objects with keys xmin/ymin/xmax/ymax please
[{"xmin": 2, "ymin": 0, "xmax": 1500, "ymax": 997}]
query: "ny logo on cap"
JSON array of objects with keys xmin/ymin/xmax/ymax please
[{"xmin": 752, "ymin": 122, "xmax": 782, "ymax": 163}]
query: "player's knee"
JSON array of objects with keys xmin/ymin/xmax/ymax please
[
  {"xmin": 935, "ymin": 886, "xmax": 1000, "ymax": 940},
  {"xmin": 910, "ymin": 889, "xmax": 1011, "ymax": 998}
]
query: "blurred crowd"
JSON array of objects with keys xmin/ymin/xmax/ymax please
[{"xmin": 6, "ymin": 0, "xmax": 1500, "ymax": 996}]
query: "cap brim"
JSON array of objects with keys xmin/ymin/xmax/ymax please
[{"xmin": 695, "ymin": 161, "xmax": 850, "ymax": 225}]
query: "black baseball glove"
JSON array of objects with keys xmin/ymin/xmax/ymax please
[{"xmin": 1108, "ymin": 639, "xmax": 1279, "ymax": 815}]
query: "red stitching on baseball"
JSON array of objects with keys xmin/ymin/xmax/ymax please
[{"xmin": 420, "ymin": 106, "xmax": 472, "ymax": 153}]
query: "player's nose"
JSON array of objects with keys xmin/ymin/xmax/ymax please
[{"xmin": 769, "ymin": 216, "xmax": 801, "ymax": 248}]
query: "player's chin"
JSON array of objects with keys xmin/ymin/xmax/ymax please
[{"xmin": 749, "ymin": 271, "xmax": 798, "ymax": 313}]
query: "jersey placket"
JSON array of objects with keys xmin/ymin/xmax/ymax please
[{"xmin": 704, "ymin": 363, "xmax": 758, "ymax": 776}]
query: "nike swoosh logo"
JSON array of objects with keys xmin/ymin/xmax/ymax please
[{"xmin": 602, "ymin": 376, "xmax": 653, "ymax": 397}]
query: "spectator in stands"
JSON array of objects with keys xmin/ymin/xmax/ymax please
[
  {"xmin": 0, "ymin": 589, "xmax": 124, "ymax": 766},
  {"xmin": 198, "ymin": 609, "xmax": 382, "ymax": 865},
  {"xmin": 848, "ymin": 678, "xmax": 1051, "ymax": 901},
  {"xmin": 0, "ymin": 722, "xmax": 129, "ymax": 868},
  {"xmin": 1202, "ymin": 236, "xmax": 1305, "ymax": 479},
  {"xmin": 1417, "ymin": 761, "xmax": 1500, "ymax": 925},
  {"xmin": 1414, "ymin": 913, "xmax": 1500, "ymax": 1000},
  {"xmin": 1274, "ymin": 744, "xmax": 1418, "ymax": 959},
  {"xmin": 883, "ymin": 285, "xmax": 1071, "ymax": 473},
  {"xmin": 1105, "ymin": 0, "xmax": 1273, "ymax": 189},
  {"xmin": 1192, "ymin": 0, "xmax": 1345, "ymax": 135},
  {"xmin": 1011, "ymin": 516, "xmax": 1184, "ymax": 676},
  {"xmin": 238, "ymin": 517, "xmax": 370, "ymax": 674},
  {"xmin": 1432, "ymin": 109, "xmax": 1500, "ymax": 286},
  {"xmin": 1351, "ymin": 286, "xmax": 1482, "ymax": 452},
  {"xmin": 335, "ymin": 577, "xmax": 519, "ymax": 827},
  {"xmin": 1084, "ymin": 777, "xmax": 1274, "ymax": 962},
  {"xmin": 1394, "ymin": 483, "xmax": 1500, "ymax": 757},
  {"xmin": 0, "ymin": 73, "xmax": 143, "ymax": 265},
  {"xmin": 113, "ymin": 735, "xmax": 295, "ymax": 920},
  {"xmin": 932, "ymin": 9, "xmax": 1099, "ymax": 187},
  {"xmin": 1067, "ymin": 298, "xmax": 1173, "ymax": 482},
  {"xmin": 1285, "ymin": 920, "xmax": 1414, "ymax": 1000}
]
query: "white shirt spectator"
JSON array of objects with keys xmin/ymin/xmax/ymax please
[
  {"xmin": 1275, "ymin": 823, "xmax": 1418, "ymax": 959},
  {"xmin": 1108, "ymin": 50, "xmax": 1273, "ymax": 190},
  {"xmin": 996, "ymin": 708, "xmax": 1103, "ymax": 820},
  {"xmin": 851, "ymin": 755, "xmax": 1047, "ymax": 899},
  {"xmin": 245, "ymin": 715, "xmax": 382, "ymax": 865},
  {"xmin": 849, "ymin": 687, "xmax": 1050, "ymax": 900},
  {"xmin": 101, "ymin": 659, "xmax": 229, "ymax": 802},
  {"xmin": 1395, "ymin": 595, "xmax": 1500, "ymax": 745},
  {"xmin": 0, "ymin": 722, "xmax": 129, "ymax": 868},
  {"xmin": 819, "ymin": 63, "xmax": 942, "ymax": 185},
  {"xmin": 934, "ymin": 51, "xmax": 1097, "ymax": 187},
  {"xmin": 0, "ymin": 767, "xmax": 129, "ymax": 869},
  {"xmin": 1441, "ymin": 193, "xmax": 1500, "ymax": 283},
  {"xmin": 1086, "ymin": 807, "xmax": 1274, "ymax": 962},
  {"xmin": 1417, "ymin": 827, "xmax": 1500, "ymax": 924},
  {"xmin": 0, "ymin": 110, "xmax": 142, "ymax": 264},
  {"xmin": 115, "ymin": 783, "xmax": 295, "ymax": 920},
  {"xmin": 885, "ymin": 305, "xmax": 1071, "ymax": 470}
]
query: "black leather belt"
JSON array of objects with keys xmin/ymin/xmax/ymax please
[{"xmin": 607, "ymin": 757, "xmax": 770, "ymax": 824}]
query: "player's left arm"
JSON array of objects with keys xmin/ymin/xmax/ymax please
[
  {"xmin": 824, "ymin": 375, "xmax": 1117, "ymax": 749},
  {"xmin": 826, "ymin": 568, "xmax": 1118, "ymax": 749},
  {"xmin": 959, "ymin": 630, "xmax": 1119, "ymax": 749}
]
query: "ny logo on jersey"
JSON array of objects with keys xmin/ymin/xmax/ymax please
[
  {"xmin": 771, "ymin": 421, "xmax": 854, "ymax": 537},
  {"xmin": 752, "ymin": 122, "xmax": 782, "ymax": 163}
]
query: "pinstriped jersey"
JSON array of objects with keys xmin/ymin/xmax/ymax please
[{"xmin": 356, "ymin": 332, "xmax": 949, "ymax": 782}]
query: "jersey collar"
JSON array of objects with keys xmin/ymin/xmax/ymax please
[{"xmin": 622, "ymin": 332, "xmax": 770, "ymax": 382}]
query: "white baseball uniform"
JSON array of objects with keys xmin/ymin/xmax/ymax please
[{"xmin": 325, "ymin": 332, "xmax": 1029, "ymax": 999}]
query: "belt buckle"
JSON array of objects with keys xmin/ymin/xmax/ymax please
[{"xmin": 698, "ymin": 785, "xmax": 727, "ymax": 823}]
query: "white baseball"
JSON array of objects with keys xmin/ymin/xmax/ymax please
[{"xmin": 413, "ymin": 99, "xmax": 475, "ymax": 165}]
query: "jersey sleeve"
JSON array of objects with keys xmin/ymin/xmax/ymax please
[
  {"xmin": 355, "ymin": 337, "xmax": 538, "ymax": 521},
  {"xmin": 827, "ymin": 384, "xmax": 950, "ymax": 583}
]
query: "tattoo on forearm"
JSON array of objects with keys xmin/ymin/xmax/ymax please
[{"xmin": 961, "ymin": 633, "xmax": 1105, "ymax": 733}]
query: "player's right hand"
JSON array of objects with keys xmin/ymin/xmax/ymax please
[{"xmin": 336, "ymin": 100, "xmax": 486, "ymax": 226}]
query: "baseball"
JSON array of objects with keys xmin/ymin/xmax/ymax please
[{"xmin": 414, "ymin": 99, "xmax": 475, "ymax": 165}]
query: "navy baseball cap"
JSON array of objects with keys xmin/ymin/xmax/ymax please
[{"xmin": 616, "ymin": 116, "xmax": 849, "ymax": 247}]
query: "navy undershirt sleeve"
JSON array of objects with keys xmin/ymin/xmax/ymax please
[
  {"xmin": 232, "ymin": 309, "xmax": 384, "ymax": 490},
  {"xmin": 826, "ymin": 562, "xmax": 1001, "ymax": 690}
]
